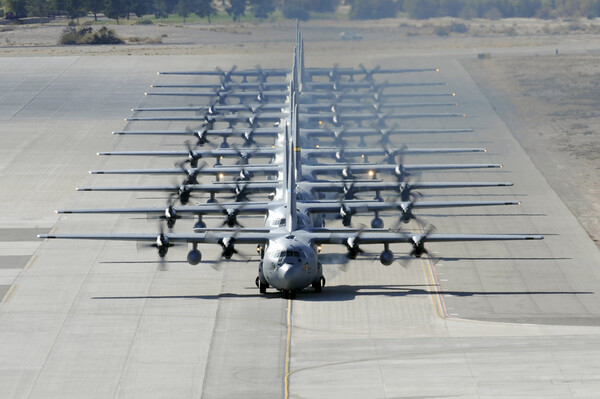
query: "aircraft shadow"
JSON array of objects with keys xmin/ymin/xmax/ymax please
[
  {"xmin": 298, "ymin": 284, "xmax": 593, "ymax": 302},
  {"xmin": 438, "ymin": 256, "xmax": 571, "ymax": 262},
  {"xmin": 92, "ymin": 291, "xmax": 275, "ymax": 300},
  {"xmin": 90, "ymin": 284, "xmax": 593, "ymax": 302},
  {"xmin": 419, "ymin": 213, "xmax": 547, "ymax": 217},
  {"xmin": 99, "ymin": 259, "xmax": 249, "ymax": 265},
  {"xmin": 421, "ymin": 193, "xmax": 528, "ymax": 197}
]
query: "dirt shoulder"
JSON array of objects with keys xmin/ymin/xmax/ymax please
[
  {"xmin": 3, "ymin": 17, "xmax": 600, "ymax": 56},
  {"xmin": 463, "ymin": 54, "xmax": 600, "ymax": 245}
]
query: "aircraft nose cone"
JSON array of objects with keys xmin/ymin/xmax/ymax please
[{"xmin": 276, "ymin": 263, "xmax": 302, "ymax": 290}]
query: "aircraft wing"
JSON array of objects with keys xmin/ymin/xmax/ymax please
[
  {"xmin": 299, "ymin": 200, "xmax": 520, "ymax": 214},
  {"xmin": 38, "ymin": 231, "xmax": 275, "ymax": 245},
  {"xmin": 89, "ymin": 164, "xmax": 281, "ymax": 176},
  {"xmin": 97, "ymin": 148, "xmax": 279, "ymax": 158},
  {"xmin": 76, "ymin": 181, "xmax": 280, "ymax": 192},
  {"xmin": 112, "ymin": 127, "xmax": 283, "ymax": 136},
  {"xmin": 303, "ymin": 231, "xmax": 543, "ymax": 245},
  {"xmin": 55, "ymin": 202, "xmax": 278, "ymax": 215},
  {"xmin": 300, "ymin": 127, "xmax": 473, "ymax": 139},
  {"xmin": 304, "ymin": 163, "xmax": 502, "ymax": 177},
  {"xmin": 302, "ymin": 147, "xmax": 486, "ymax": 159}
]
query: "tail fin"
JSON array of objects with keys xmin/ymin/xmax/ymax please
[{"xmin": 283, "ymin": 23, "xmax": 304, "ymax": 233}]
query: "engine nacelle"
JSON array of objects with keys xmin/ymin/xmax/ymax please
[
  {"xmin": 179, "ymin": 188, "xmax": 191, "ymax": 205},
  {"xmin": 187, "ymin": 249, "xmax": 202, "ymax": 265},
  {"xmin": 371, "ymin": 217, "xmax": 384, "ymax": 229},
  {"xmin": 341, "ymin": 167, "xmax": 352, "ymax": 179},
  {"xmin": 379, "ymin": 249, "xmax": 394, "ymax": 266},
  {"xmin": 194, "ymin": 220, "xmax": 207, "ymax": 230}
]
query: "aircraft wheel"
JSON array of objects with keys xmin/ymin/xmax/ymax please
[
  {"xmin": 312, "ymin": 279, "xmax": 322, "ymax": 293},
  {"xmin": 255, "ymin": 276, "xmax": 260, "ymax": 288},
  {"xmin": 259, "ymin": 281, "xmax": 268, "ymax": 294},
  {"xmin": 282, "ymin": 290, "xmax": 296, "ymax": 299}
]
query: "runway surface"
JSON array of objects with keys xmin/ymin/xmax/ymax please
[{"xmin": 1, "ymin": 49, "xmax": 600, "ymax": 399}]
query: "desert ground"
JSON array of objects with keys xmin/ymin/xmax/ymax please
[{"xmin": 2, "ymin": 16, "xmax": 599, "ymax": 245}]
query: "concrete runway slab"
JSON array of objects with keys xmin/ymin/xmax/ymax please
[{"xmin": 1, "ymin": 50, "xmax": 599, "ymax": 399}]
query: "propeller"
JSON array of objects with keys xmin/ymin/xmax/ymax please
[
  {"xmin": 176, "ymin": 160, "xmax": 207, "ymax": 185},
  {"xmin": 219, "ymin": 236, "xmax": 238, "ymax": 259},
  {"xmin": 190, "ymin": 125, "xmax": 213, "ymax": 147},
  {"xmin": 177, "ymin": 184, "xmax": 193, "ymax": 205},
  {"xmin": 255, "ymin": 64, "xmax": 266, "ymax": 83},
  {"xmin": 359, "ymin": 64, "xmax": 380, "ymax": 83},
  {"xmin": 150, "ymin": 192, "xmax": 183, "ymax": 229},
  {"xmin": 341, "ymin": 180, "xmax": 356, "ymax": 200},
  {"xmin": 376, "ymin": 122, "xmax": 399, "ymax": 147},
  {"xmin": 381, "ymin": 142, "xmax": 407, "ymax": 165},
  {"xmin": 204, "ymin": 99, "xmax": 220, "ymax": 116},
  {"xmin": 237, "ymin": 167, "xmax": 253, "ymax": 181},
  {"xmin": 208, "ymin": 230, "xmax": 252, "ymax": 271},
  {"xmin": 245, "ymin": 102, "xmax": 265, "ymax": 127},
  {"xmin": 179, "ymin": 140, "xmax": 202, "ymax": 168},
  {"xmin": 217, "ymin": 65, "xmax": 237, "ymax": 84},
  {"xmin": 241, "ymin": 128, "xmax": 259, "ymax": 147},
  {"xmin": 220, "ymin": 205, "xmax": 246, "ymax": 228},
  {"xmin": 224, "ymin": 180, "xmax": 251, "ymax": 202},
  {"xmin": 332, "ymin": 128, "xmax": 347, "ymax": 146},
  {"xmin": 327, "ymin": 63, "xmax": 339, "ymax": 82},
  {"xmin": 397, "ymin": 176, "xmax": 423, "ymax": 202},
  {"xmin": 341, "ymin": 163, "xmax": 355, "ymax": 180},
  {"xmin": 137, "ymin": 224, "xmax": 175, "ymax": 271},
  {"xmin": 390, "ymin": 197, "xmax": 426, "ymax": 229},
  {"xmin": 397, "ymin": 224, "xmax": 440, "ymax": 267},
  {"xmin": 339, "ymin": 198, "xmax": 355, "ymax": 227},
  {"xmin": 344, "ymin": 229, "xmax": 366, "ymax": 260},
  {"xmin": 333, "ymin": 139, "xmax": 346, "ymax": 162}
]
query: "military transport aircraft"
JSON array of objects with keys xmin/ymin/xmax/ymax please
[{"xmin": 39, "ymin": 30, "xmax": 544, "ymax": 298}]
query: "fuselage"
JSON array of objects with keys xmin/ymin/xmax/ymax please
[{"xmin": 259, "ymin": 235, "xmax": 320, "ymax": 292}]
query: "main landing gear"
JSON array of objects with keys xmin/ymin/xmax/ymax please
[
  {"xmin": 312, "ymin": 276, "xmax": 326, "ymax": 293},
  {"xmin": 255, "ymin": 276, "xmax": 269, "ymax": 294}
]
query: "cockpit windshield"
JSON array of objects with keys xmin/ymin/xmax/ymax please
[
  {"xmin": 269, "ymin": 218, "xmax": 286, "ymax": 227},
  {"xmin": 276, "ymin": 250, "xmax": 301, "ymax": 265}
]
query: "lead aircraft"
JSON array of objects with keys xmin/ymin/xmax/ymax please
[{"xmin": 38, "ymin": 28, "xmax": 543, "ymax": 298}]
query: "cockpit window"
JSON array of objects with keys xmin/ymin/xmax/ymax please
[
  {"xmin": 269, "ymin": 218, "xmax": 287, "ymax": 227},
  {"xmin": 276, "ymin": 249, "xmax": 302, "ymax": 265}
]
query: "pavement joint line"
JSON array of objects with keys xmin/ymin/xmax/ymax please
[
  {"xmin": 1, "ymin": 284, "xmax": 18, "ymax": 303},
  {"xmin": 24, "ymin": 254, "xmax": 39, "ymax": 270},
  {"xmin": 284, "ymin": 298, "xmax": 292, "ymax": 399}
]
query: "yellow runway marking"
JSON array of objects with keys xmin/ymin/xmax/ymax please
[
  {"xmin": 284, "ymin": 298, "xmax": 293, "ymax": 399},
  {"xmin": 24, "ymin": 255, "xmax": 38, "ymax": 270},
  {"xmin": 422, "ymin": 258, "xmax": 447, "ymax": 319},
  {"xmin": 2, "ymin": 284, "xmax": 18, "ymax": 303}
]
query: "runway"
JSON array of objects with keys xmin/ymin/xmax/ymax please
[{"xmin": 1, "ymin": 49, "xmax": 600, "ymax": 399}]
